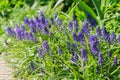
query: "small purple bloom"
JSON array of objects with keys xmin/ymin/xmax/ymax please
[
  {"xmin": 28, "ymin": 32, "xmax": 34, "ymax": 40},
  {"xmin": 30, "ymin": 62, "xmax": 35, "ymax": 71},
  {"xmin": 15, "ymin": 25, "xmax": 22, "ymax": 40},
  {"xmin": 42, "ymin": 41, "xmax": 50, "ymax": 52},
  {"xmin": 73, "ymin": 20, "xmax": 78, "ymax": 32},
  {"xmin": 110, "ymin": 31, "xmax": 116, "ymax": 41},
  {"xmin": 72, "ymin": 32, "xmax": 79, "ymax": 41},
  {"xmin": 58, "ymin": 48, "xmax": 63, "ymax": 54},
  {"xmin": 6, "ymin": 27, "xmax": 15, "ymax": 37},
  {"xmin": 96, "ymin": 27, "xmax": 102, "ymax": 37},
  {"xmin": 91, "ymin": 42, "xmax": 99, "ymax": 56},
  {"xmin": 71, "ymin": 52, "xmax": 79, "ymax": 62},
  {"xmin": 113, "ymin": 56, "xmax": 117, "ymax": 66},
  {"xmin": 40, "ymin": 11, "xmax": 45, "ymax": 18},
  {"xmin": 82, "ymin": 20, "xmax": 89, "ymax": 34},
  {"xmin": 102, "ymin": 27, "xmax": 110, "ymax": 42},
  {"xmin": 33, "ymin": 37, "xmax": 37, "ymax": 42},
  {"xmin": 118, "ymin": 34, "xmax": 120, "ymax": 44},
  {"xmin": 44, "ymin": 27, "xmax": 49, "ymax": 34},
  {"xmin": 108, "ymin": 51, "xmax": 112, "ymax": 58},
  {"xmin": 91, "ymin": 19, "xmax": 97, "ymax": 27},
  {"xmin": 89, "ymin": 35, "xmax": 98, "ymax": 44},
  {"xmin": 78, "ymin": 31, "xmax": 85, "ymax": 44},
  {"xmin": 24, "ymin": 17, "xmax": 30, "ymax": 26},
  {"xmin": 72, "ymin": 14, "xmax": 76, "ymax": 21},
  {"xmin": 68, "ymin": 21, "xmax": 73, "ymax": 31},
  {"xmin": 38, "ymin": 48, "xmax": 43, "ymax": 57},
  {"xmin": 57, "ymin": 18, "xmax": 62, "ymax": 27},
  {"xmin": 80, "ymin": 48, "xmax": 88, "ymax": 62},
  {"xmin": 98, "ymin": 52, "xmax": 104, "ymax": 65}
]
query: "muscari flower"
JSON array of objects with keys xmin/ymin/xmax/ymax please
[
  {"xmin": 28, "ymin": 32, "xmax": 34, "ymax": 40},
  {"xmin": 57, "ymin": 18, "xmax": 62, "ymax": 27},
  {"xmin": 42, "ymin": 41, "xmax": 50, "ymax": 52},
  {"xmin": 38, "ymin": 48, "xmax": 43, "ymax": 57},
  {"xmin": 102, "ymin": 27, "xmax": 110, "ymax": 42},
  {"xmin": 71, "ymin": 52, "xmax": 79, "ymax": 62},
  {"xmin": 110, "ymin": 31, "xmax": 116, "ymax": 41},
  {"xmin": 15, "ymin": 25, "xmax": 22, "ymax": 40},
  {"xmin": 73, "ymin": 20, "xmax": 78, "ymax": 32},
  {"xmin": 91, "ymin": 41, "xmax": 99, "ymax": 56},
  {"xmin": 91, "ymin": 19, "xmax": 97, "ymax": 27},
  {"xmin": 72, "ymin": 32, "xmax": 79, "ymax": 41},
  {"xmin": 96, "ymin": 27, "xmax": 102, "ymax": 37},
  {"xmin": 24, "ymin": 17, "xmax": 30, "ymax": 26},
  {"xmin": 89, "ymin": 35, "xmax": 98, "ymax": 44},
  {"xmin": 30, "ymin": 62, "xmax": 35, "ymax": 71},
  {"xmin": 118, "ymin": 34, "xmax": 120, "ymax": 44},
  {"xmin": 78, "ymin": 31, "xmax": 85, "ymax": 44},
  {"xmin": 80, "ymin": 48, "xmax": 88, "ymax": 62},
  {"xmin": 82, "ymin": 20, "xmax": 89, "ymax": 34},
  {"xmin": 68, "ymin": 21, "xmax": 73, "ymax": 31},
  {"xmin": 113, "ymin": 56, "xmax": 117, "ymax": 66},
  {"xmin": 44, "ymin": 27, "xmax": 49, "ymax": 34},
  {"xmin": 6, "ymin": 27, "xmax": 15, "ymax": 37},
  {"xmin": 58, "ymin": 48, "xmax": 63, "ymax": 54},
  {"xmin": 98, "ymin": 52, "xmax": 104, "ymax": 65},
  {"xmin": 72, "ymin": 14, "xmax": 76, "ymax": 21},
  {"xmin": 108, "ymin": 51, "xmax": 112, "ymax": 58}
]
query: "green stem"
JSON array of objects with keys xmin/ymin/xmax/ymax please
[{"xmin": 92, "ymin": 0, "xmax": 104, "ymax": 20}]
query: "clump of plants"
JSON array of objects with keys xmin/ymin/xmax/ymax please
[{"xmin": 5, "ymin": 11, "xmax": 120, "ymax": 79}]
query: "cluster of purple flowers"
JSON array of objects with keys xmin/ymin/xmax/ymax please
[
  {"xmin": 71, "ymin": 13, "xmax": 119, "ymax": 66},
  {"xmin": 6, "ymin": 11, "xmax": 119, "ymax": 71},
  {"xmin": 6, "ymin": 11, "xmax": 52, "ymax": 42}
]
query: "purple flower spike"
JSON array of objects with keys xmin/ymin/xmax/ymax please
[
  {"xmin": 30, "ymin": 62, "xmax": 35, "ymax": 71},
  {"xmin": 91, "ymin": 42, "xmax": 99, "ymax": 56},
  {"xmin": 110, "ymin": 31, "xmax": 116, "ymax": 41},
  {"xmin": 40, "ymin": 11, "xmax": 45, "ymax": 18},
  {"xmin": 44, "ymin": 27, "xmax": 49, "ymax": 34},
  {"xmin": 89, "ymin": 35, "xmax": 98, "ymax": 44},
  {"xmin": 72, "ymin": 14, "xmax": 76, "ymax": 21},
  {"xmin": 80, "ymin": 48, "xmax": 88, "ymax": 62},
  {"xmin": 57, "ymin": 18, "xmax": 62, "ymax": 27},
  {"xmin": 113, "ymin": 56, "xmax": 117, "ymax": 66},
  {"xmin": 71, "ymin": 52, "xmax": 79, "ymax": 62},
  {"xmin": 24, "ymin": 17, "xmax": 30, "ymax": 26},
  {"xmin": 58, "ymin": 48, "xmax": 63, "ymax": 54},
  {"xmin": 38, "ymin": 48, "xmax": 43, "ymax": 57},
  {"xmin": 96, "ymin": 27, "xmax": 102, "ymax": 37},
  {"xmin": 118, "ymin": 34, "xmax": 120, "ymax": 44},
  {"xmin": 15, "ymin": 25, "xmax": 22, "ymax": 40},
  {"xmin": 82, "ymin": 20, "xmax": 89, "ymax": 34},
  {"xmin": 68, "ymin": 21, "xmax": 73, "ymax": 31},
  {"xmin": 6, "ymin": 27, "xmax": 15, "ymax": 37},
  {"xmin": 73, "ymin": 20, "xmax": 78, "ymax": 31},
  {"xmin": 78, "ymin": 31, "xmax": 85, "ymax": 44},
  {"xmin": 72, "ymin": 32, "xmax": 79, "ymax": 41},
  {"xmin": 28, "ymin": 32, "xmax": 34, "ymax": 40},
  {"xmin": 42, "ymin": 41, "xmax": 50, "ymax": 52},
  {"xmin": 102, "ymin": 27, "xmax": 110, "ymax": 42},
  {"xmin": 108, "ymin": 51, "xmax": 112, "ymax": 58},
  {"xmin": 98, "ymin": 52, "xmax": 104, "ymax": 65}
]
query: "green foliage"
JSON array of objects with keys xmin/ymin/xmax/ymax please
[{"xmin": 0, "ymin": 0, "xmax": 120, "ymax": 80}]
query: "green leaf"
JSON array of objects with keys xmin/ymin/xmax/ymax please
[
  {"xmin": 75, "ymin": 0, "xmax": 97, "ymax": 19},
  {"xmin": 0, "ymin": 27, "xmax": 3, "ymax": 35},
  {"xmin": 92, "ymin": 0, "xmax": 104, "ymax": 20}
]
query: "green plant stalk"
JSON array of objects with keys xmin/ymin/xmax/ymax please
[
  {"xmin": 91, "ymin": 0, "xmax": 104, "ymax": 20},
  {"xmin": 75, "ymin": 0, "xmax": 97, "ymax": 19}
]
